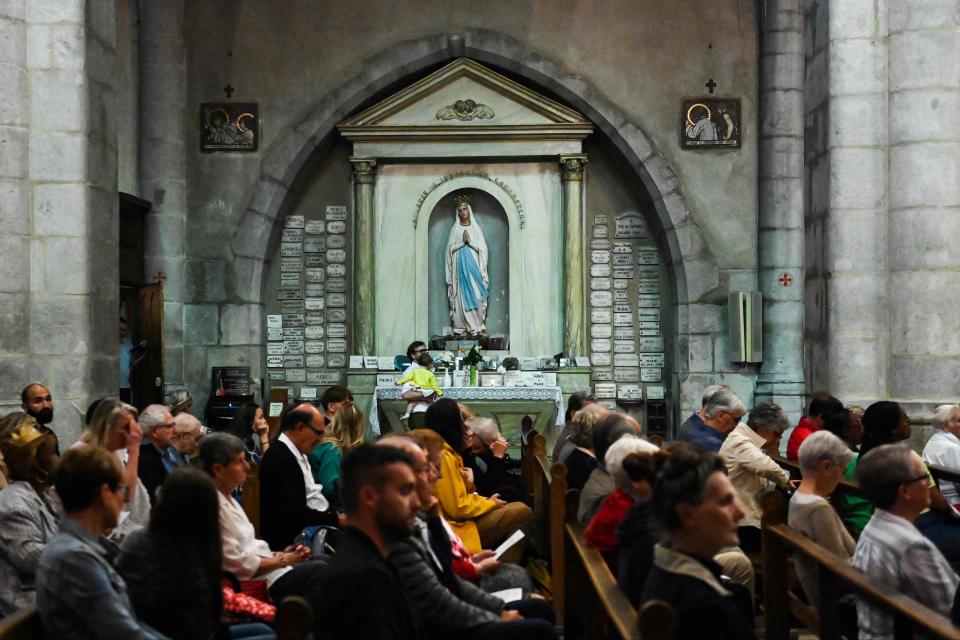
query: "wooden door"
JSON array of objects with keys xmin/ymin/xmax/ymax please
[{"xmin": 131, "ymin": 283, "xmax": 164, "ymax": 409}]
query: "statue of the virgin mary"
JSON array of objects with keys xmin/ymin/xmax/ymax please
[{"xmin": 445, "ymin": 194, "xmax": 490, "ymax": 336}]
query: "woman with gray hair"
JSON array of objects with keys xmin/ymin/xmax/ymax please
[
  {"xmin": 558, "ymin": 404, "xmax": 608, "ymax": 492},
  {"xmin": 922, "ymin": 403, "xmax": 960, "ymax": 508},
  {"xmin": 718, "ymin": 401, "xmax": 791, "ymax": 551},
  {"xmin": 788, "ymin": 430, "xmax": 857, "ymax": 637}
]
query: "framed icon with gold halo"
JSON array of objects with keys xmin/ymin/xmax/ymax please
[
  {"xmin": 680, "ymin": 98, "xmax": 740, "ymax": 149},
  {"xmin": 200, "ymin": 103, "xmax": 259, "ymax": 152}
]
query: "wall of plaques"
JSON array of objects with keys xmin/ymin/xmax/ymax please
[
  {"xmin": 587, "ymin": 211, "xmax": 670, "ymax": 411},
  {"xmin": 264, "ymin": 206, "xmax": 352, "ymax": 396}
]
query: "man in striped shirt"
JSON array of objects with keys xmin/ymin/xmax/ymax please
[{"xmin": 853, "ymin": 444, "xmax": 959, "ymax": 639}]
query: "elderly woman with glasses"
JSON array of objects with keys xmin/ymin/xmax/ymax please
[{"xmin": 0, "ymin": 413, "xmax": 60, "ymax": 616}]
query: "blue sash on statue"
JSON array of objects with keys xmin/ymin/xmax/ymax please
[{"xmin": 457, "ymin": 245, "xmax": 489, "ymax": 311}]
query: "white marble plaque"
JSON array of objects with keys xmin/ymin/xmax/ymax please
[
  {"xmin": 613, "ymin": 279, "xmax": 629, "ymax": 290},
  {"xmin": 637, "ymin": 295, "xmax": 660, "ymax": 308},
  {"xmin": 328, "ymin": 354, "xmax": 347, "ymax": 368},
  {"xmin": 613, "ymin": 340, "xmax": 635, "ymax": 353},
  {"xmin": 283, "ymin": 355, "xmax": 305, "ymax": 368},
  {"xmin": 305, "ymin": 311, "xmax": 325, "ymax": 325},
  {"xmin": 327, "ymin": 338, "xmax": 347, "ymax": 352},
  {"xmin": 327, "ymin": 323, "xmax": 347, "ymax": 338},
  {"xmin": 613, "ymin": 266, "xmax": 634, "ymax": 279},
  {"xmin": 267, "ymin": 327, "xmax": 283, "ymax": 341},
  {"xmin": 612, "ymin": 242, "xmax": 633, "ymax": 254},
  {"xmin": 640, "ymin": 368, "xmax": 662, "ymax": 382},
  {"xmin": 591, "ymin": 324, "xmax": 612, "ymax": 338},
  {"xmin": 591, "ymin": 352, "xmax": 612, "ymax": 366},
  {"xmin": 614, "ymin": 368, "xmax": 639, "ymax": 382},
  {"xmin": 267, "ymin": 314, "xmax": 282, "ymax": 329},
  {"xmin": 281, "ymin": 257, "xmax": 302, "ymax": 272},
  {"xmin": 590, "ymin": 264, "xmax": 611, "ymax": 277},
  {"xmin": 639, "ymin": 329, "xmax": 661, "ymax": 336},
  {"xmin": 305, "ymin": 340, "xmax": 325, "ymax": 353},
  {"xmin": 304, "ymin": 298, "xmax": 325, "ymax": 311},
  {"xmin": 267, "ymin": 342, "xmax": 284, "ymax": 355},
  {"xmin": 615, "ymin": 212, "xmax": 648, "ymax": 238},
  {"xmin": 267, "ymin": 370, "xmax": 285, "ymax": 381},
  {"xmin": 637, "ymin": 308, "xmax": 660, "ymax": 320},
  {"xmin": 637, "ymin": 251, "xmax": 659, "ymax": 265},
  {"xmin": 612, "ymin": 254, "xmax": 633, "ymax": 266},
  {"xmin": 328, "ymin": 293, "xmax": 346, "ymax": 307},
  {"xmin": 305, "ymin": 220, "xmax": 325, "ymax": 234},
  {"xmin": 286, "ymin": 368, "xmax": 306, "ymax": 383},
  {"xmin": 613, "ymin": 326, "xmax": 635, "ymax": 340},
  {"xmin": 280, "ymin": 243, "xmax": 301, "ymax": 257},
  {"xmin": 304, "ymin": 284, "xmax": 325, "ymax": 297},
  {"xmin": 591, "ymin": 338, "xmax": 611, "ymax": 352},
  {"xmin": 593, "ymin": 225, "xmax": 609, "ymax": 238},
  {"xmin": 638, "ymin": 336, "xmax": 664, "ymax": 351},
  {"xmin": 637, "ymin": 280, "xmax": 659, "ymax": 294},
  {"xmin": 591, "ymin": 278, "xmax": 611, "ymax": 291},
  {"xmin": 281, "ymin": 228, "xmax": 303, "ymax": 243},
  {"xmin": 283, "ymin": 215, "xmax": 304, "ymax": 228},
  {"xmin": 277, "ymin": 287, "xmax": 303, "ymax": 300},
  {"xmin": 267, "ymin": 355, "xmax": 283, "ymax": 368},
  {"xmin": 594, "ymin": 215, "xmax": 607, "ymax": 226},
  {"xmin": 328, "ymin": 309, "xmax": 347, "ymax": 322},
  {"xmin": 618, "ymin": 384, "xmax": 643, "ymax": 400},
  {"xmin": 377, "ymin": 373, "xmax": 398, "ymax": 386},
  {"xmin": 280, "ymin": 273, "xmax": 302, "ymax": 287},
  {"xmin": 326, "ymin": 234, "xmax": 346, "ymax": 249},
  {"xmin": 591, "ymin": 309, "xmax": 612, "ymax": 323},
  {"xmin": 639, "ymin": 353, "xmax": 666, "ymax": 368},
  {"xmin": 592, "ymin": 368, "xmax": 613, "ymax": 382},
  {"xmin": 590, "ymin": 239, "xmax": 611, "ymax": 250},
  {"xmin": 282, "ymin": 313, "xmax": 304, "ymax": 326},
  {"xmin": 613, "ymin": 312, "xmax": 633, "ymax": 327},
  {"xmin": 590, "ymin": 250, "xmax": 610, "ymax": 264},
  {"xmin": 304, "ymin": 254, "xmax": 325, "ymax": 267},
  {"xmin": 326, "ymin": 278, "xmax": 345, "ymax": 293},
  {"xmin": 283, "ymin": 340, "xmax": 304, "ymax": 354},
  {"xmin": 614, "ymin": 303, "xmax": 631, "ymax": 313},
  {"xmin": 305, "ymin": 325, "xmax": 325, "ymax": 340},
  {"xmin": 594, "ymin": 382, "xmax": 617, "ymax": 399},
  {"xmin": 281, "ymin": 301, "xmax": 304, "ymax": 314},
  {"xmin": 326, "ymin": 263, "xmax": 346, "ymax": 278},
  {"xmin": 283, "ymin": 327, "xmax": 304, "ymax": 340},
  {"xmin": 326, "ymin": 205, "xmax": 347, "ymax": 220},
  {"xmin": 307, "ymin": 370, "xmax": 339, "ymax": 385},
  {"xmin": 300, "ymin": 387, "xmax": 317, "ymax": 400},
  {"xmin": 305, "ymin": 355, "xmax": 325, "ymax": 368},
  {"xmin": 590, "ymin": 291, "xmax": 612, "ymax": 307},
  {"xmin": 637, "ymin": 265, "xmax": 660, "ymax": 279},
  {"xmin": 326, "ymin": 220, "xmax": 346, "ymax": 234},
  {"xmin": 327, "ymin": 249, "xmax": 347, "ymax": 263},
  {"xmin": 305, "ymin": 269, "xmax": 325, "ymax": 283},
  {"xmin": 614, "ymin": 353, "xmax": 640, "ymax": 367},
  {"xmin": 303, "ymin": 239, "xmax": 325, "ymax": 253},
  {"xmin": 638, "ymin": 321, "xmax": 660, "ymax": 330},
  {"xmin": 613, "ymin": 289, "xmax": 629, "ymax": 302},
  {"xmin": 646, "ymin": 385, "xmax": 666, "ymax": 400}
]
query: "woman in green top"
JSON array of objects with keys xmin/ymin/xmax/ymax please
[
  {"xmin": 308, "ymin": 403, "xmax": 365, "ymax": 507},
  {"xmin": 822, "ymin": 409, "xmax": 871, "ymax": 532}
]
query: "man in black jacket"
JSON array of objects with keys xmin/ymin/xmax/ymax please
[
  {"xmin": 464, "ymin": 417, "xmax": 524, "ymax": 503},
  {"xmin": 309, "ymin": 444, "xmax": 421, "ymax": 640},
  {"xmin": 260, "ymin": 403, "xmax": 339, "ymax": 550},
  {"xmin": 137, "ymin": 404, "xmax": 182, "ymax": 505}
]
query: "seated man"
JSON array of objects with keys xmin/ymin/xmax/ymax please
[
  {"xmin": 922, "ymin": 404, "xmax": 960, "ymax": 509},
  {"xmin": 137, "ymin": 404, "xmax": 182, "ymax": 505},
  {"xmin": 319, "ymin": 385, "xmax": 353, "ymax": 426},
  {"xmin": 21, "ymin": 383, "xmax": 59, "ymax": 455},
  {"xmin": 260, "ymin": 403, "xmax": 339, "ymax": 550},
  {"xmin": 36, "ymin": 446, "xmax": 165, "ymax": 639},
  {"xmin": 464, "ymin": 417, "xmax": 523, "ymax": 503},
  {"xmin": 676, "ymin": 385, "xmax": 745, "ymax": 453},
  {"xmin": 171, "ymin": 412, "xmax": 203, "ymax": 463},
  {"xmin": 853, "ymin": 444, "xmax": 959, "ymax": 638},
  {"xmin": 309, "ymin": 444, "xmax": 421, "ymax": 640}
]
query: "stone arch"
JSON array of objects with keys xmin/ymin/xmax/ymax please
[{"xmin": 228, "ymin": 30, "xmax": 719, "ymax": 374}]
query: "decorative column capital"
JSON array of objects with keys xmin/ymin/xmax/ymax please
[
  {"xmin": 559, "ymin": 154, "xmax": 588, "ymax": 182},
  {"xmin": 350, "ymin": 157, "xmax": 377, "ymax": 184}
]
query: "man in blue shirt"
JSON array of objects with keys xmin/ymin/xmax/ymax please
[{"xmin": 677, "ymin": 385, "xmax": 746, "ymax": 453}]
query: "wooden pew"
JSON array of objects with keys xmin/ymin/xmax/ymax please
[
  {"xmin": 0, "ymin": 606, "xmax": 43, "ymax": 640},
  {"xmin": 761, "ymin": 491, "xmax": 960, "ymax": 640}
]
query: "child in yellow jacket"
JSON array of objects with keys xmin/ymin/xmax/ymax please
[{"xmin": 395, "ymin": 353, "xmax": 444, "ymax": 420}]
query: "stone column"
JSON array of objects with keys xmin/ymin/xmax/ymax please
[
  {"xmin": 560, "ymin": 155, "xmax": 588, "ymax": 357},
  {"xmin": 755, "ymin": 0, "xmax": 806, "ymax": 419},
  {"xmin": 139, "ymin": 0, "xmax": 187, "ymax": 386},
  {"xmin": 351, "ymin": 158, "xmax": 377, "ymax": 356},
  {"xmin": 887, "ymin": 3, "xmax": 960, "ymax": 405}
]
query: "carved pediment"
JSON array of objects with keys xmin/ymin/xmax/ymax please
[{"xmin": 338, "ymin": 58, "xmax": 592, "ymax": 157}]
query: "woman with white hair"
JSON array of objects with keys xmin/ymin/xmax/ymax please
[
  {"xmin": 922, "ymin": 403, "xmax": 960, "ymax": 508},
  {"xmin": 789, "ymin": 430, "xmax": 857, "ymax": 638}
]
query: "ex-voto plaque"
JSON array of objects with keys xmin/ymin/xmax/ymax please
[
  {"xmin": 327, "ymin": 278, "xmax": 346, "ymax": 293},
  {"xmin": 326, "ymin": 205, "xmax": 347, "ymax": 220},
  {"xmin": 590, "ymin": 250, "xmax": 610, "ymax": 264},
  {"xmin": 591, "ymin": 324, "xmax": 612, "ymax": 338},
  {"xmin": 590, "ymin": 264, "xmax": 612, "ymax": 277},
  {"xmin": 281, "ymin": 257, "xmax": 302, "ymax": 272},
  {"xmin": 327, "ymin": 249, "xmax": 347, "ymax": 263},
  {"xmin": 304, "ymin": 298, "xmax": 325, "ymax": 311},
  {"xmin": 591, "ymin": 310, "xmax": 612, "ymax": 323},
  {"xmin": 304, "ymin": 326, "xmax": 325, "ymax": 340},
  {"xmin": 590, "ymin": 291, "xmax": 612, "ymax": 307},
  {"xmin": 592, "ymin": 352, "xmax": 612, "ymax": 366},
  {"xmin": 305, "ymin": 340, "xmax": 325, "ymax": 353}
]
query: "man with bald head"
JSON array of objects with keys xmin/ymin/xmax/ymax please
[
  {"xmin": 21, "ymin": 383, "xmax": 58, "ymax": 454},
  {"xmin": 260, "ymin": 403, "xmax": 339, "ymax": 550}
]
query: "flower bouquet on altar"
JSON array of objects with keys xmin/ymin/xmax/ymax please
[{"xmin": 463, "ymin": 346, "xmax": 484, "ymax": 385}]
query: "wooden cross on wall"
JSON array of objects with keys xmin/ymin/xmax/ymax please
[
  {"xmin": 224, "ymin": 84, "xmax": 235, "ymax": 99},
  {"xmin": 705, "ymin": 78, "xmax": 717, "ymax": 94}
]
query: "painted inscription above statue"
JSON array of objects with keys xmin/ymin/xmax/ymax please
[{"xmin": 445, "ymin": 194, "xmax": 490, "ymax": 336}]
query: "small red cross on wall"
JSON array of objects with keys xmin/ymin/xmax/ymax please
[
  {"xmin": 778, "ymin": 272, "xmax": 793, "ymax": 287},
  {"xmin": 152, "ymin": 271, "xmax": 167, "ymax": 284}
]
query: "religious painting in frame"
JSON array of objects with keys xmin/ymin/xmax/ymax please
[
  {"xmin": 680, "ymin": 97, "xmax": 741, "ymax": 149},
  {"xmin": 200, "ymin": 103, "xmax": 259, "ymax": 152}
]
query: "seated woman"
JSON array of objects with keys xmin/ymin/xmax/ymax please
[
  {"xmin": 559, "ymin": 404, "xmax": 608, "ymax": 492},
  {"xmin": 308, "ymin": 403, "xmax": 364, "ymax": 506},
  {"xmin": 0, "ymin": 414, "xmax": 59, "ymax": 616},
  {"xmin": 584, "ymin": 436, "xmax": 658, "ymax": 570},
  {"xmin": 80, "ymin": 399, "xmax": 151, "ymax": 543},
  {"xmin": 641, "ymin": 443, "xmax": 755, "ymax": 640},
  {"xmin": 821, "ymin": 408, "xmax": 868, "ymax": 534},
  {"xmin": 196, "ymin": 433, "xmax": 326, "ymax": 604},
  {"xmin": 227, "ymin": 402, "xmax": 271, "ymax": 462},
  {"xmin": 578, "ymin": 412, "xmax": 642, "ymax": 526},
  {"xmin": 717, "ymin": 401, "xmax": 791, "ymax": 552},
  {"xmin": 117, "ymin": 467, "xmax": 275, "ymax": 640},
  {"xmin": 426, "ymin": 399, "xmax": 533, "ymax": 562},
  {"xmin": 789, "ymin": 430, "xmax": 857, "ymax": 639}
]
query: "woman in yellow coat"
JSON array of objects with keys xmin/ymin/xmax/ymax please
[{"xmin": 426, "ymin": 398, "xmax": 532, "ymax": 562}]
